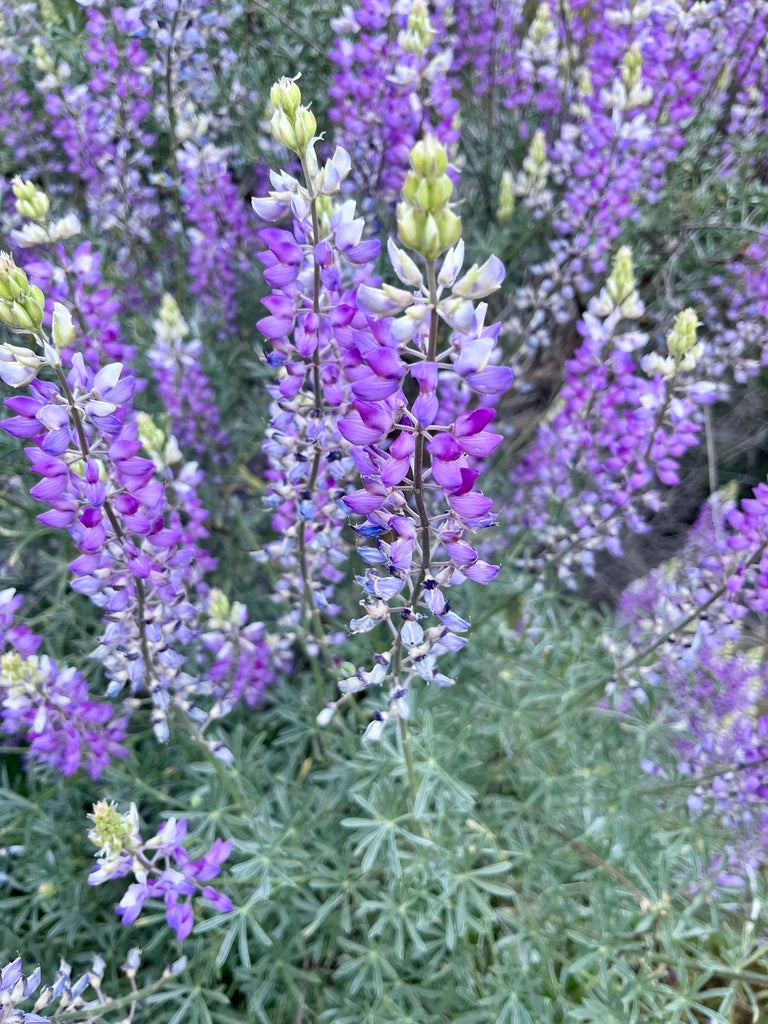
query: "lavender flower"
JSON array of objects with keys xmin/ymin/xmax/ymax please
[
  {"xmin": 508, "ymin": 248, "xmax": 714, "ymax": 584},
  {"xmin": 329, "ymin": 0, "xmax": 459, "ymax": 209},
  {"xmin": 0, "ymin": 588, "xmax": 126, "ymax": 778},
  {"xmin": 147, "ymin": 294, "xmax": 226, "ymax": 460},
  {"xmin": 253, "ymin": 78, "xmax": 382, "ymax": 658},
  {"xmin": 333, "ymin": 135, "xmax": 511, "ymax": 736},
  {"xmin": 87, "ymin": 800, "xmax": 232, "ymax": 941},
  {"xmin": 616, "ymin": 486, "xmax": 768, "ymax": 878}
]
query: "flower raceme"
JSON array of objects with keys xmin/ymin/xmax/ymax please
[
  {"xmin": 0, "ymin": 246, "xmax": 273, "ymax": 757},
  {"xmin": 0, "ymin": 588, "xmax": 126, "ymax": 778},
  {"xmin": 87, "ymin": 800, "xmax": 232, "ymax": 941},
  {"xmin": 329, "ymin": 136, "xmax": 512, "ymax": 737},
  {"xmin": 253, "ymin": 77, "xmax": 382, "ymax": 650}
]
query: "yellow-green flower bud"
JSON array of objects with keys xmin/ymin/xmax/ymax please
[
  {"xmin": 270, "ymin": 109, "xmax": 298, "ymax": 151},
  {"xmin": 667, "ymin": 308, "xmax": 700, "ymax": 360},
  {"xmin": 1, "ymin": 651, "xmax": 41, "ymax": 699},
  {"xmin": 398, "ymin": 137, "xmax": 462, "ymax": 258},
  {"xmin": 136, "ymin": 411, "xmax": 166, "ymax": 455},
  {"xmin": 0, "ymin": 253, "xmax": 44, "ymax": 332},
  {"xmin": 607, "ymin": 246, "xmax": 636, "ymax": 305},
  {"xmin": 11, "ymin": 178, "xmax": 37, "ymax": 202},
  {"xmin": 398, "ymin": 0, "xmax": 434, "ymax": 56},
  {"xmin": 87, "ymin": 800, "xmax": 134, "ymax": 858},
  {"xmin": 159, "ymin": 293, "xmax": 181, "ymax": 326},
  {"xmin": 428, "ymin": 175, "xmax": 454, "ymax": 209},
  {"xmin": 0, "ymin": 253, "xmax": 26, "ymax": 301},
  {"xmin": 577, "ymin": 67, "xmax": 593, "ymax": 98},
  {"xmin": 413, "ymin": 176, "xmax": 431, "ymax": 210},
  {"xmin": 422, "ymin": 213, "xmax": 441, "ymax": 260},
  {"xmin": 621, "ymin": 43, "xmax": 643, "ymax": 92},
  {"xmin": 409, "ymin": 136, "xmax": 448, "ymax": 179},
  {"xmin": 270, "ymin": 76, "xmax": 302, "ymax": 118},
  {"xmin": 402, "ymin": 171, "xmax": 420, "ymax": 205},
  {"xmin": 437, "ymin": 209, "xmax": 462, "ymax": 253},
  {"xmin": 397, "ymin": 204, "xmax": 422, "ymax": 252},
  {"xmin": 530, "ymin": 2, "xmax": 552, "ymax": 44},
  {"xmin": 9, "ymin": 301, "xmax": 36, "ymax": 331},
  {"xmin": 51, "ymin": 302, "xmax": 75, "ymax": 350},
  {"xmin": 12, "ymin": 177, "xmax": 50, "ymax": 222},
  {"xmin": 32, "ymin": 36, "xmax": 55, "ymax": 73},
  {"xmin": 525, "ymin": 129, "xmax": 547, "ymax": 172},
  {"xmin": 208, "ymin": 588, "xmax": 231, "ymax": 624},
  {"xmin": 496, "ymin": 169, "xmax": 515, "ymax": 223},
  {"xmin": 38, "ymin": 0, "xmax": 60, "ymax": 25},
  {"xmin": 292, "ymin": 105, "xmax": 317, "ymax": 153}
]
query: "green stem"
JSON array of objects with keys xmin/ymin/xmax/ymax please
[
  {"xmin": 398, "ymin": 715, "xmax": 419, "ymax": 816},
  {"xmin": 410, "ymin": 259, "xmax": 439, "ymax": 610}
]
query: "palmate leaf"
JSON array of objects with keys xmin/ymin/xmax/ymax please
[
  {"xmin": 332, "ymin": 937, "xmax": 399, "ymax": 998},
  {"xmin": 341, "ymin": 795, "xmax": 434, "ymax": 876}
]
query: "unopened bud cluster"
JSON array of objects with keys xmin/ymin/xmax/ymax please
[
  {"xmin": 593, "ymin": 245, "xmax": 644, "ymax": 319},
  {"xmin": 398, "ymin": 0, "xmax": 435, "ymax": 56},
  {"xmin": 641, "ymin": 307, "xmax": 703, "ymax": 378},
  {"xmin": 0, "ymin": 252, "xmax": 44, "ymax": 332},
  {"xmin": 397, "ymin": 136, "xmax": 461, "ymax": 260},
  {"xmin": 11, "ymin": 176, "xmax": 49, "ymax": 222},
  {"xmin": 270, "ymin": 76, "xmax": 317, "ymax": 156}
]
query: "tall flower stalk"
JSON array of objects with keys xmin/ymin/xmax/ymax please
[
  {"xmin": 253, "ymin": 78, "xmax": 381, "ymax": 670},
  {"xmin": 334, "ymin": 136, "xmax": 512, "ymax": 737}
]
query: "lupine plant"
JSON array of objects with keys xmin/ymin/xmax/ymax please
[{"xmin": 2, "ymin": 1, "xmax": 768, "ymax": 1022}]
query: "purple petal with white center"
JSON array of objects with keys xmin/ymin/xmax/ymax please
[{"xmin": 454, "ymin": 407, "xmax": 495, "ymax": 437}]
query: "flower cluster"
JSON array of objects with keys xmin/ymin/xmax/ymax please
[
  {"xmin": 329, "ymin": 0, "xmax": 459, "ymax": 209},
  {"xmin": 147, "ymin": 294, "xmax": 225, "ymax": 459},
  {"xmin": 253, "ymin": 78, "xmax": 381, "ymax": 647},
  {"xmin": 88, "ymin": 800, "xmax": 232, "ymax": 941},
  {"xmin": 0, "ymin": 588, "xmax": 126, "ymax": 778},
  {"xmin": 34, "ymin": 4, "xmax": 160, "ymax": 286},
  {"xmin": 0, "ymin": 250, "xmax": 272, "ymax": 750},
  {"xmin": 0, "ymin": 947, "xmax": 187, "ymax": 1023},
  {"xmin": 334, "ymin": 135, "xmax": 512, "ymax": 734},
  {"xmin": 616, "ymin": 486, "xmax": 768, "ymax": 875},
  {"xmin": 508, "ymin": 247, "xmax": 715, "ymax": 583},
  {"xmin": 0, "ymin": 954, "xmax": 101, "ymax": 1024},
  {"xmin": 8, "ymin": 177, "xmax": 133, "ymax": 373}
]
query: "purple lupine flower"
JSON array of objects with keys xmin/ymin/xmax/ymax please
[
  {"xmin": 0, "ymin": 250, "xmax": 274, "ymax": 750},
  {"xmin": 147, "ymin": 295, "xmax": 226, "ymax": 460},
  {"xmin": 0, "ymin": 588, "xmax": 126, "ymax": 778},
  {"xmin": 500, "ymin": 0, "xmax": 719, "ymax": 368},
  {"xmin": 253, "ymin": 86, "xmax": 383, "ymax": 657},
  {"xmin": 329, "ymin": 0, "xmax": 459, "ymax": 209},
  {"xmin": 35, "ymin": 3, "xmax": 161, "ymax": 289},
  {"xmin": 88, "ymin": 801, "xmax": 232, "ymax": 941},
  {"xmin": 0, "ymin": 952, "xmax": 115, "ymax": 1023},
  {"xmin": 328, "ymin": 136, "xmax": 511, "ymax": 735},
  {"xmin": 615, "ymin": 485, "xmax": 768, "ymax": 877},
  {"xmin": 508, "ymin": 250, "xmax": 713, "ymax": 585}
]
